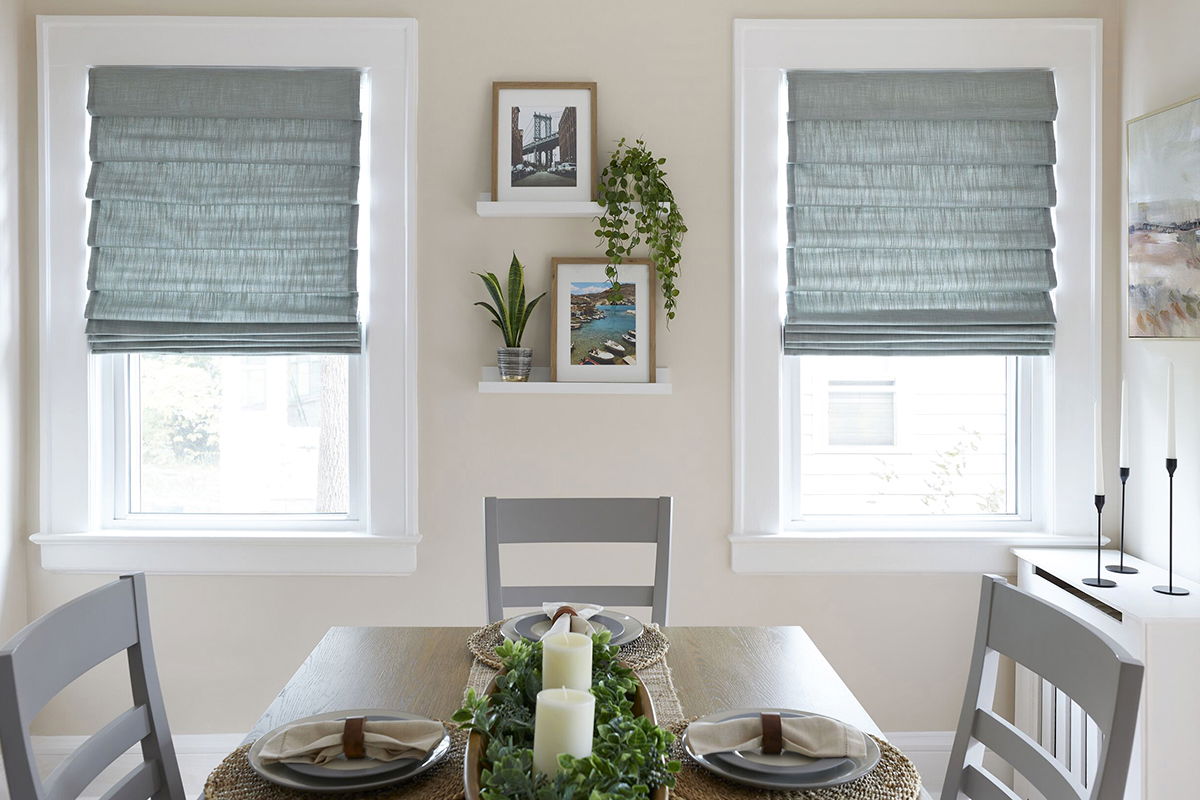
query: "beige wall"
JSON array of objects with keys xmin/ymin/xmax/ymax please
[
  {"xmin": 15, "ymin": 0, "xmax": 1123, "ymax": 735},
  {"xmin": 1121, "ymin": 0, "xmax": 1200, "ymax": 581},
  {"xmin": 2, "ymin": 0, "xmax": 28, "ymax": 644}
]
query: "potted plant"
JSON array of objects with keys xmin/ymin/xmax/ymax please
[
  {"xmin": 594, "ymin": 137, "xmax": 687, "ymax": 321},
  {"xmin": 475, "ymin": 253, "xmax": 546, "ymax": 382}
]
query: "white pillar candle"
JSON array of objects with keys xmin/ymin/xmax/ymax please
[
  {"xmin": 1119, "ymin": 379, "xmax": 1130, "ymax": 469},
  {"xmin": 542, "ymin": 631, "xmax": 592, "ymax": 692},
  {"xmin": 1167, "ymin": 362, "xmax": 1177, "ymax": 460},
  {"xmin": 532, "ymin": 687, "xmax": 595, "ymax": 776},
  {"xmin": 1094, "ymin": 402, "xmax": 1104, "ymax": 496}
]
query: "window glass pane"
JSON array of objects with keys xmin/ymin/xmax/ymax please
[
  {"xmin": 795, "ymin": 355, "xmax": 1014, "ymax": 516},
  {"xmin": 131, "ymin": 354, "xmax": 349, "ymax": 515}
]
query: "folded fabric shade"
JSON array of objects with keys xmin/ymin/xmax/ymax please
[
  {"xmin": 256, "ymin": 718, "xmax": 444, "ymax": 766},
  {"xmin": 687, "ymin": 713, "xmax": 868, "ymax": 760}
]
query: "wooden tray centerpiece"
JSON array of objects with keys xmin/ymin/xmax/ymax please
[{"xmin": 456, "ymin": 635, "xmax": 676, "ymax": 800}]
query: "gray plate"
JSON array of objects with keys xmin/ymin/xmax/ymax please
[
  {"xmin": 682, "ymin": 708, "xmax": 881, "ymax": 790},
  {"xmin": 248, "ymin": 709, "xmax": 450, "ymax": 793},
  {"xmin": 500, "ymin": 610, "xmax": 644, "ymax": 646}
]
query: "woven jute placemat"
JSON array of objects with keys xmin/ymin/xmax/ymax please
[
  {"xmin": 666, "ymin": 721, "xmax": 922, "ymax": 800},
  {"xmin": 466, "ymin": 620, "xmax": 670, "ymax": 670},
  {"xmin": 202, "ymin": 727, "xmax": 468, "ymax": 800}
]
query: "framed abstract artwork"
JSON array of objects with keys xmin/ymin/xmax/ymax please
[
  {"xmin": 491, "ymin": 82, "xmax": 597, "ymax": 203},
  {"xmin": 549, "ymin": 258, "xmax": 655, "ymax": 383},
  {"xmin": 1128, "ymin": 94, "xmax": 1200, "ymax": 338}
]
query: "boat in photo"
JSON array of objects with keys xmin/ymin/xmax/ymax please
[
  {"xmin": 587, "ymin": 348, "xmax": 615, "ymax": 363},
  {"xmin": 604, "ymin": 339, "xmax": 626, "ymax": 354},
  {"xmin": 622, "ymin": 331, "xmax": 636, "ymax": 344}
]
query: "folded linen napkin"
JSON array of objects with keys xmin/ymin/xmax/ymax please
[
  {"xmin": 540, "ymin": 602, "xmax": 604, "ymax": 639},
  {"xmin": 257, "ymin": 718, "xmax": 445, "ymax": 765},
  {"xmin": 687, "ymin": 713, "xmax": 869, "ymax": 760}
]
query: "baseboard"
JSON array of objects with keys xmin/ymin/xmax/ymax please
[
  {"xmin": 30, "ymin": 732, "xmax": 244, "ymax": 755},
  {"xmin": 885, "ymin": 730, "xmax": 955, "ymax": 800}
]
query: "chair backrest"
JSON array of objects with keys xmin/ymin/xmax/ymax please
[
  {"xmin": 0, "ymin": 573, "xmax": 185, "ymax": 800},
  {"xmin": 484, "ymin": 496, "xmax": 672, "ymax": 625},
  {"xmin": 942, "ymin": 575, "xmax": 1144, "ymax": 800}
]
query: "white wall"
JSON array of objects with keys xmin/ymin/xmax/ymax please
[
  {"xmin": 1, "ymin": 0, "xmax": 28, "ymax": 643},
  {"xmin": 14, "ymin": 0, "xmax": 1124, "ymax": 737},
  {"xmin": 1121, "ymin": 0, "xmax": 1200, "ymax": 582}
]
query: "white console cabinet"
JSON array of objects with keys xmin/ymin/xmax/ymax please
[{"xmin": 1012, "ymin": 548, "xmax": 1200, "ymax": 800}]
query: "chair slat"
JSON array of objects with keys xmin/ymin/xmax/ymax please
[
  {"xmin": 987, "ymin": 585, "xmax": 1124, "ymax": 727},
  {"xmin": 494, "ymin": 498, "xmax": 664, "ymax": 543},
  {"xmin": 502, "ymin": 585, "xmax": 655, "ymax": 608},
  {"xmin": 1, "ymin": 580, "xmax": 138, "ymax": 717},
  {"xmin": 962, "ymin": 764, "xmax": 1023, "ymax": 800},
  {"xmin": 45, "ymin": 706, "xmax": 151, "ymax": 800},
  {"xmin": 971, "ymin": 709, "xmax": 1084, "ymax": 800},
  {"xmin": 96, "ymin": 760, "xmax": 161, "ymax": 800}
]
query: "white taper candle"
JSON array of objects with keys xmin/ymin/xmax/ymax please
[
  {"xmin": 1119, "ymin": 379, "xmax": 1130, "ymax": 469},
  {"xmin": 1167, "ymin": 362, "xmax": 1177, "ymax": 460},
  {"xmin": 1094, "ymin": 402, "xmax": 1105, "ymax": 495}
]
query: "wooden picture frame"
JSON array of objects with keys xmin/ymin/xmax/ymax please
[
  {"xmin": 491, "ymin": 82, "xmax": 598, "ymax": 203},
  {"xmin": 550, "ymin": 258, "xmax": 655, "ymax": 383}
]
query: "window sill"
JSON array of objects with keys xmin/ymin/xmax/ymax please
[
  {"xmin": 729, "ymin": 531, "xmax": 1104, "ymax": 574},
  {"xmin": 28, "ymin": 530, "xmax": 421, "ymax": 576}
]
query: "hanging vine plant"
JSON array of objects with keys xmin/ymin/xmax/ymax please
[{"xmin": 594, "ymin": 138, "xmax": 687, "ymax": 321}]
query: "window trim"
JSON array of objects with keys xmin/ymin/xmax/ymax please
[
  {"xmin": 732, "ymin": 18, "xmax": 1104, "ymax": 572},
  {"xmin": 33, "ymin": 16, "xmax": 420, "ymax": 575}
]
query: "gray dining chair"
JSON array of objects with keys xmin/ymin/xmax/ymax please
[
  {"xmin": 0, "ymin": 573, "xmax": 186, "ymax": 800},
  {"xmin": 484, "ymin": 496, "xmax": 672, "ymax": 625},
  {"xmin": 941, "ymin": 575, "xmax": 1143, "ymax": 800}
]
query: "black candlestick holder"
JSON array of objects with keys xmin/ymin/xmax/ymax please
[
  {"xmin": 1083, "ymin": 494, "xmax": 1117, "ymax": 588},
  {"xmin": 1154, "ymin": 458, "xmax": 1189, "ymax": 596},
  {"xmin": 1107, "ymin": 467, "xmax": 1138, "ymax": 574}
]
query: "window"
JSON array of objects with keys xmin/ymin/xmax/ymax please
[
  {"xmin": 35, "ymin": 17, "xmax": 418, "ymax": 574},
  {"xmin": 732, "ymin": 19, "xmax": 1103, "ymax": 572}
]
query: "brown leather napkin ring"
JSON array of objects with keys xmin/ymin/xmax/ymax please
[
  {"xmin": 551, "ymin": 605, "xmax": 579, "ymax": 623},
  {"xmin": 760, "ymin": 712, "xmax": 784, "ymax": 755},
  {"xmin": 343, "ymin": 716, "xmax": 366, "ymax": 759}
]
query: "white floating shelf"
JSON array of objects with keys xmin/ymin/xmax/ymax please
[
  {"xmin": 479, "ymin": 367, "xmax": 672, "ymax": 395},
  {"xmin": 475, "ymin": 199, "xmax": 603, "ymax": 218}
]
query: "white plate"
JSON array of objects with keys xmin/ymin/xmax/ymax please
[{"xmin": 248, "ymin": 709, "xmax": 449, "ymax": 793}]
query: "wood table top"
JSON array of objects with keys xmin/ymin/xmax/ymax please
[{"xmin": 243, "ymin": 626, "xmax": 881, "ymax": 742}]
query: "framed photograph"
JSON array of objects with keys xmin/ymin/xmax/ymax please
[
  {"xmin": 550, "ymin": 259, "xmax": 655, "ymax": 383},
  {"xmin": 1127, "ymin": 93, "xmax": 1200, "ymax": 338},
  {"xmin": 492, "ymin": 82, "xmax": 597, "ymax": 203}
]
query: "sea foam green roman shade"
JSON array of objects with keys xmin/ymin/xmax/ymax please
[
  {"xmin": 85, "ymin": 66, "xmax": 362, "ymax": 353},
  {"xmin": 785, "ymin": 70, "xmax": 1059, "ymax": 356}
]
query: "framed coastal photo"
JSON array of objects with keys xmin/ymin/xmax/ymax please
[
  {"xmin": 550, "ymin": 259, "xmax": 655, "ymax": 383},
  {"xmin": 492, "ymin": 82, "xmax": 597, "ymax": 203},
  {"xmin": 1128, "ymin": 93, "xmax": 1200, "ymax": 338}
]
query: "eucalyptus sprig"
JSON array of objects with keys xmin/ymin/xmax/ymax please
[
  {"xmin": 595, "ymin": 138, "xmax": 687, "ymax": 321},
  {"xmin": 453, "ymin": 632, "xmax": 679, "ymax": 800}
]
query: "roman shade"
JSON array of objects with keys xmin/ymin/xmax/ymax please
[
  {"xmin": 784, "ymin": 70, "xmax": 1059, "ymax": 356},
  {"xmin": 85, "ymin": 66, "xmax": 363, "ymax": 353}
]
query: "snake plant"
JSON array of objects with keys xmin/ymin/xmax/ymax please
[{"xmin": 475, "ymin": 253, "xmax": 546, "ymax": 348}]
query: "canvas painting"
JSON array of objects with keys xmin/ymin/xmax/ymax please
[{"xmin": 1128, "ymin": 95, "xmax": 1200, "ymax": 338}]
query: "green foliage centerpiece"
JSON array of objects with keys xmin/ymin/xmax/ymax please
[
  {"xmin": 475, "ymin": 253, "xmax": 546, "ymax": 382},
  {"xmin": 455, "ymin": 631, "xmax": 679, "ymax": 800}
]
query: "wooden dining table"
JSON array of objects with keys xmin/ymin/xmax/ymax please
[{"xmin": 203, "ymin": 625, "xmax": 884, "ymax": 798}]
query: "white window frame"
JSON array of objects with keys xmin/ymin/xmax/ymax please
[
  {"xmin": 732, "ymin": 18, "xmax": 1103, "ymax": 573},
  {"xmin": 32, "ymin": 16, "xmax": 420, "ymax": 575}
]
